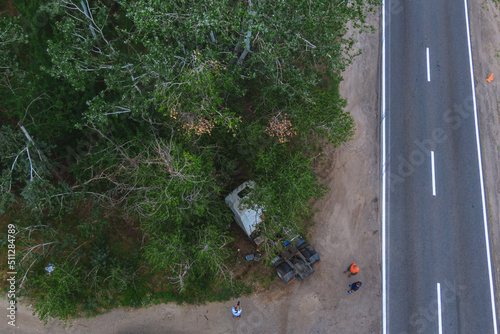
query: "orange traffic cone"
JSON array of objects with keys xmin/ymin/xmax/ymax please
[{"xmin": 486, "ymin": 73, "xmax": 494, "ymax": 83}]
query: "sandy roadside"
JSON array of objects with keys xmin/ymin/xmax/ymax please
[{"xmin": 469, "ymin": 0, "xmax": 500, "ymax": 321}]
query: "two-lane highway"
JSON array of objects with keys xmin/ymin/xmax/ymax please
[{"xmin": 381, "ymin": 0, "xmax": 497, "ymax": 333}]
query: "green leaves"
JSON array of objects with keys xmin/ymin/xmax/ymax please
[
  {"xmin": 31, "ymin": 262, "xmax": 83, "ymax": 324},
  {"xmin": 1, "ymin": 0, "xmax": 378, "ymax": 319},
  {"xmin": 0, "ymin": 125, "xmax": 57, "ymax": 214},
  {"xmin": 252, "ymin": 145, "xmax": 327, "ymax": 246}
]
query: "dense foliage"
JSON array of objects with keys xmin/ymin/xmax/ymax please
[{"xmin": 0, "ymin": 0, "xmax": 378, "ymax": 323}]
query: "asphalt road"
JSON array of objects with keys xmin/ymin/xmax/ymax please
[{"xmin": 383, "ymin": 0, "xmax": 497, "ymax": 333}]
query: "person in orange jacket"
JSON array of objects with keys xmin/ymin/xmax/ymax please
[{"xmin": 343, "ymin": 263, "xmax": 359, "ymax": 278}]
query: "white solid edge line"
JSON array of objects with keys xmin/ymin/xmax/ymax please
[
  {"xmin": 437, "ymin": 283, "xmax": 443, "ymax": 334},
  {"xmin": 463, "ymin": 0, "xmax": 498, "ymax": 332},
  {"xmin": 431, "ymin": 151, "xmax": 436, "ymax": 196},
  {"xmin": 381, "ymin": 0, "xmax": 387, "ymax": 333},
  {"xmin": 426, "ymin": 47, "xmax": 431, "ymax": 82}
]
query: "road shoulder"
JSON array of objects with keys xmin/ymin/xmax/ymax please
[{"xmin": 469, "ymin": 0, "xmax": 500, "ymax": 320}]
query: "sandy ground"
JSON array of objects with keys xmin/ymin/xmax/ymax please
[
  {"xmin": 470, "ymin": 0, "xmax": 500, "ymax": 320},
  {"xmin": 3, "ymin": 0, "xmax": 500, "ymax": 332}
]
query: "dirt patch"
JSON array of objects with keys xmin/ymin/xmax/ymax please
[
  {"xmin": 0, "ymin": 0, "xmax": 20, "ymax": 16},
  {"xmin": 226, "ymin": 226, "xmax": 276, "ymax": 292}
]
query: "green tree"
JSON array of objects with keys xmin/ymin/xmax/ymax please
[
  {"xmin": 1, "ymin": 0, "xmax": 380, "ymax": 321},
  {"xmin": 0, "ymin": 125, "xmax": 58, "ymax": 214},
  {"xmin": 30, "ymin": 262, "xmax": 84, "ymax": 324}
]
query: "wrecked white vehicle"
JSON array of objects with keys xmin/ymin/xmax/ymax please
[
  {"xmin": 226, "ymin": 181, "xmax": 320, "ymax": 283},
  {"xmin": 225, "ymin": 181, "xmax": 266, "ymax": 246}
]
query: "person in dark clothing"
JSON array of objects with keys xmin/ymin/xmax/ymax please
[{"xmin": 348, "ymin": 281, "xmax": 362, "ymax": 294}]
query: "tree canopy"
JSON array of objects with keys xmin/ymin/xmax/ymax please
[{"xmin": 0, "ymin": 0, "xmax": 378, "ymax": 322}]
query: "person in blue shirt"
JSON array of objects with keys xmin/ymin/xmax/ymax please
[
  {"xmin": 45, "ymin": 263, "xmax": 55, "ymax": 275},
  {"xmin": 348, "ymin": 281, "xmax": 362, "ymax": 294},
  {"xmin": 232, "ymin": 301, "xmax": 242, "ymax": 319}
]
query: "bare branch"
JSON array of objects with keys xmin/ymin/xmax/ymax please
[
  {"xmin": 18, "ymin": 259, "xmax": 37, "ymax": 290},
  {"xmin": 87, "ymin": 125, "xmax": 138, "ymax": 168},
  {"xmin": 296, "ymin": 33, "xmax": 316, "ymax": 50},
  {"xmin": 21, "ymin": 242, "xmax": 57, "ymax": 264}
]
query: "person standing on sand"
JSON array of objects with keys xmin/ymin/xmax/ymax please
[
  {"xmin": 348, "ymin": 281, "xmax": 362, "ymax": 294},
  {"xmin": 232, "ymin": 301, "xmax": 242, "ymax": 319},
  {"xmin": 343, "ymin": 263, "xmax": 359, "ymax": 277}
]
